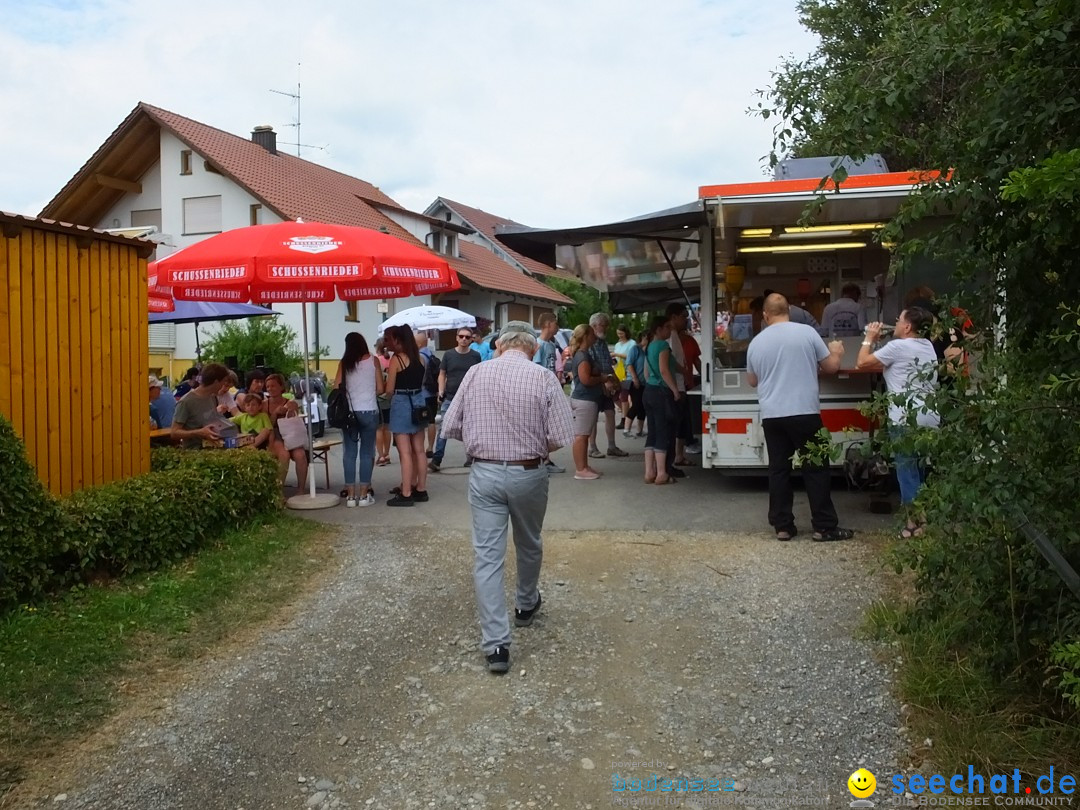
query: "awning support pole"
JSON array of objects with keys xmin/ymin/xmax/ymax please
[{"xmin": 656, "ymin": 240, "xmax": 694, "ymax": 309}]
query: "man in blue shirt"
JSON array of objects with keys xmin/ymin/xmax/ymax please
[
  {"xmin": 149, "ymin": 374, "xmax": 176, "ymax": 427},
  {"xmin": 532, "ymin": 313, "xmax": 566, "ymax": 474}
]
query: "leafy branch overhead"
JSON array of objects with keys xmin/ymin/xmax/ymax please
[{"xmin": 759, "ymin": 0, "xmax": 1080, "ymax": 711}]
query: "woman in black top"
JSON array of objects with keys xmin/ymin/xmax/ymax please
[{"xmin": 384, "ymin": 325, "xmax": 429, "ymax": 506}]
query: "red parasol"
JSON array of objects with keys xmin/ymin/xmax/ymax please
[
  {"xmin": 152, "ymin": 220, "xmax": 460, "ymax": 508},
  {"xmin": 154, "ymin": 220, "xmax": 454, "ymax": 299},
  {"xmin": 148, "ymin": 267, "xmax": 174, "ymax": 312}
]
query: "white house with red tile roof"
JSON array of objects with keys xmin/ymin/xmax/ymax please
[
  {"xmin": 40, "ymin": 102, "xmax": 570, "ymax": 380},
  {"xmin": 425, "ymin": 197, "xmax": 579, "ymax": 282}
]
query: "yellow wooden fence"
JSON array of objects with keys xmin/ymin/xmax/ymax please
[{"xmin": 0, "ymin": 213, "xmax": 152, "ymax": 495}]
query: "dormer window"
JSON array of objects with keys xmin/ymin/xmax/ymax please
[{"xmin": 429, "ymin": 228, "xmax": 457, "ymax": 257}]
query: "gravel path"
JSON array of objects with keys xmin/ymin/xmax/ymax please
[{"xmin": 9, "ymin": 504, "xmax": 905, "ymax": 809}]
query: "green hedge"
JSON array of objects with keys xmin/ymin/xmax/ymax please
[
  {"xmin": 0, "ymin": 417, "xmax": 282, "ymax": 612},
  {"xmin": 0, "ymin": 416, "xmax": 70, "ymax": 609}
]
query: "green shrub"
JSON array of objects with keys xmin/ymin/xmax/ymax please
[
  {"xmin": 0, "ymin": 423, "xmax": 282, "ymax": 612},
  {"xmin": 63, "ymin": 450, "xmax": 282, "ymax": 577},
  {"xmin": 0, "ymin": 416, "xmax": 71, "ymax": 609}
]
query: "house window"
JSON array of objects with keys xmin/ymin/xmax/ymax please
[
  {"xmin": 182, "ymin": 195, "xmax": 222, "ymax": 235},
  {"xmin": 180, "ymin": 150, "xmax": 192, "ymax": 175},
  {"xmin": 250, "ymin": 204, "xmax": 263, "ymax": 226},
  {"xmin": 345, "ymin": 301, "xmax": 358, "ymax": 322},
  {"xmin": 131, "ymin": 208, "xmax": 162, "ymax": 231}
]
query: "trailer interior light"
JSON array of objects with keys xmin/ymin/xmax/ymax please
[
  {"xmin": 777, "ymin": 230, "xmax": 854, "ymax": 239},
  {"xmin": 740, "ymin": 228, "xmax": 774, "ymax": 237},
  {"xmin": 783, "ymin": 222, "xmax": 885, "ymax": 234},
  {"xmin": 737, "ymin": 242, "xmax": 868, "ymax": 253}
]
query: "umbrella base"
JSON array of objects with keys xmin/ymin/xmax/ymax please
[{"xmin": 286, "ymin": 492, "xmax": 342, "ymax": 511}]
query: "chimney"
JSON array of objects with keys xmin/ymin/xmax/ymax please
[{"xmin": 251, "ymin": 125, "xmax": 277, "ymax": 155}]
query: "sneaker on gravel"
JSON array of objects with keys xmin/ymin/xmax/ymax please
[
  {"xmin": 545, "ymin": 461, "xmax": 565, "ymax": 474},
  {"xmin": 411, "ymin": 490, "xmax": 429, "ymax": 503},
  {"xmin": 515, "ymin": 593, "xmax": 542, "ymax": 627},
  {"xmin": 387, "ymin": 494, "xmax": 414, "ymax": 507},
  {"xmin": 345, "ymin": 497, "xmax": 358, "ymax": 508},
  {"xmin": 428, "ymin": 460, "xmax": 441, "ymax": 472},
  {"xmin": 574, "ymin": 469, "xmax": 601, "ymax": 480},
  {"xmin": 588, "ymin": 448, "xmax": 605, "ymax": 458},
  {"xmin": 486, "ymin": 645, "xmax": 510, "ymax": 673},
  {"xmin": 356, "ymin": 493, "xmax": 375, "ymax": 507},
  {"xmin": 685, "ymin": 442, "xmax": 702, "ymax": 454},
  {"xmin": 606, "ymin": 446, "xmax": 628, "ymax": 457}
]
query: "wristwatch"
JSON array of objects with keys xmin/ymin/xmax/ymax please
[{"xmin": 861, "ymin": 341, "xmax": 872, "ymax": 347}]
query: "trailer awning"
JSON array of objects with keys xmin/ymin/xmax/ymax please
[{"xmin": 496, "ymin": 201, "xmax": 708, "ymax": 313}]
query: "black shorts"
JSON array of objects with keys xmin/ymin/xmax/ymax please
[{"xmin": 599, "ymin": 395, "xmax": 616, "ymax": 412}]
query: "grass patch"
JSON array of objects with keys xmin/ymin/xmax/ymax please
[
  {"xmin": 866, "ymin": 599, "xmax": 1080, "ymax": 778},
  {"xmin": 0, "ymin": 513, "xmax": 335, "ymax": 796}
]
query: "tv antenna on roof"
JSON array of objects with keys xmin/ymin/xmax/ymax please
[{"xmin": 271, "ymin": 62, "xmax": 327, "ymax": 158}]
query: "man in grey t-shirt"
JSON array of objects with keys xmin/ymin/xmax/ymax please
[
  {"xmin": 745, "ymin": 294, "xmax": 852, "ymax": 543},
  {"xmin": 430, "ymin": 329, "xmax": 482, "ymax": 471},
  {"xmin": 171, "ymin": 363, "xmax": 232, "ymax": 449}
]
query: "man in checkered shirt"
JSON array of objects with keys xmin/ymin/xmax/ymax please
[{"xmin": 442, "ymin": 321, "xmax": 575, "ymax": 674}]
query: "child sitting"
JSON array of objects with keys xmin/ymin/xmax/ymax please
[{"xmin": 230, "ymin": 393, "xmax": 273, "ymax": 449}]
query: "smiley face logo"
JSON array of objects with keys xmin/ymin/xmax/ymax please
[{"xmin": 848, "ymin": 768, "xmax": 877, "ymax": 798}]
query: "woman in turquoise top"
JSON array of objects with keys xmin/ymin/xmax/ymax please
[{"xmin": 643, "ymin": 315, "xmax": 681, "ymax": 484}]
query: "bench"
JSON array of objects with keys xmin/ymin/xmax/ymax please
[{"xmin": 311, "ymin": 437, "xmax": 343, "ymax": 489}]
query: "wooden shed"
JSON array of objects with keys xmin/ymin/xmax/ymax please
[{"xmin": 0, "ymin": 212, "xmax": 154, "ymax": 495}]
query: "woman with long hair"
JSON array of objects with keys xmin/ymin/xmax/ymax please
[
  {"xmin": 643, "ymin": 315, "xmax": 681, "ymax": 485},
  {"xmin": 334, "ymin": 331, "xmax": 383, "ymax": 507},
  {"xmin": 613, "ymin": 323, "xmax": 635, "ymax": 429},
  {"xmin": 383, "ymin": 325, "xmax": 430, "ymax": 506},
  {"xmin": 265, "ymin": 372, "xmax": 309, "ymax": 489},
  {"xmin": 373, "ymin": 337, "xmax": 393, "ymax": 466},
  {"xmin": 568, "ymin": 323, "xmax": 604, "ymax": 480}
]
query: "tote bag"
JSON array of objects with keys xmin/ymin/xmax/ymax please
[{"xmin": 277, "ymin": 413, "xmax": 309, "ymax": 451}]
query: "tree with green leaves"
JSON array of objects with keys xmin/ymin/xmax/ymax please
[
  {"xmin": 200, "ymin": 317, "xmax": 306, "ymax": 376},
  {"xmin": 759, "ymin": 0, "xmax": 1080, "ymax": 709},
  {"xmin": 545, "ymin": 277, "xmax": 611, "ymax": 330}
]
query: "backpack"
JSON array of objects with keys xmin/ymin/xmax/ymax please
[{"xmin": 422, "ymin": 351, "xmax": 441, "ymax": 393}]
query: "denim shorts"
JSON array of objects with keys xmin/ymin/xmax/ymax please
[{"xmin": 389, "ymin": 390, "xmax": 427, "ymax": 434}]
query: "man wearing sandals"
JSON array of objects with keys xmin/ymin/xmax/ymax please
[{"xmin": 746, "ymin": 294, "xmax": 854, "ymax": 543}]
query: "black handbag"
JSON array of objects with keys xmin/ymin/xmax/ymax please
[
  {"xmin": 411, "ymin": 399, "xmax": 431, "ymax": 425},
  {"xmin": 327, "ymin": 387, "xmax": 350, "ymax": 429},
  {"xmin": 328, "ymin": 367, "xmax": 359, "ymax": 435}
]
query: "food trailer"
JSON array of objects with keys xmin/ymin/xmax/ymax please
[{"xmin": 499, "ymin": 159, "xmax": 947, "ymax": 471}]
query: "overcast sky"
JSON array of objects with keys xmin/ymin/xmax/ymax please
[{"xmin": 0, "ymin": 0, "xmax": 817, "ymax": 228}]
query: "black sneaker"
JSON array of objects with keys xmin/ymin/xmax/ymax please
[
  {"xmin": 411, "ymin": 490, "xmax": 429, "ymax": 503},
  {"xmin": 386, "ymin": 494, "xmax": 414, "ymax": 507},
  {"xmin": 515, "ymin": 592, "xmax": 542, "ymax": 627},
  {"xmin": 668, "ymin": 467, "xmax": 687, "ymax": 479},
  {"xmin": 486, "ymin": 645, "xmax": 510, "ymax": 673}
]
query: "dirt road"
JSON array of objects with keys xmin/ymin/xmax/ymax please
[{"xmin": 8, "ymin": 445, "xmax": 904, "ymax": 809}]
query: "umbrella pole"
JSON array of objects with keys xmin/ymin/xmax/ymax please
[
  {"xmin": 286, "ymin": 302, "xmax": 339, "ymax": 510},
  {"xmin": 303, "ymin": 303, "xmax": 316, "ymax": 498},
  {"xmin": 195, "ymin": 322, "xmax": 202, "ymax": 365}
]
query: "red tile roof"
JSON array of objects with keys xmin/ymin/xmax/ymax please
[
  {"xmin": 437, "ymin": 197, "xmax": 577, "ymax": 281},
  {"xmin": 44, "ymin": 102, "xmax": 570, "ymax": 303},
  {"xmin": 139, "ymin": 103, "xmax": 419, "ymax": 240},
  {"xmin": 451, "ymin": 242, "xmax": 572, "ymax": 304}
]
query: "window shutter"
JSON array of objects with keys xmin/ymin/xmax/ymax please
[
  {"xmin": 183, "ymin": 196, "xmax": 222, "ymax": 235},
  {"xmin": 149, "ymin": 323, "xmax": 176, "ymax": 350}
]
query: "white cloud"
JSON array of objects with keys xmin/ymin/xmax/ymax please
[{"xmin": 0, "ymin": 0, "xmax": 818, "ymax": 226}]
